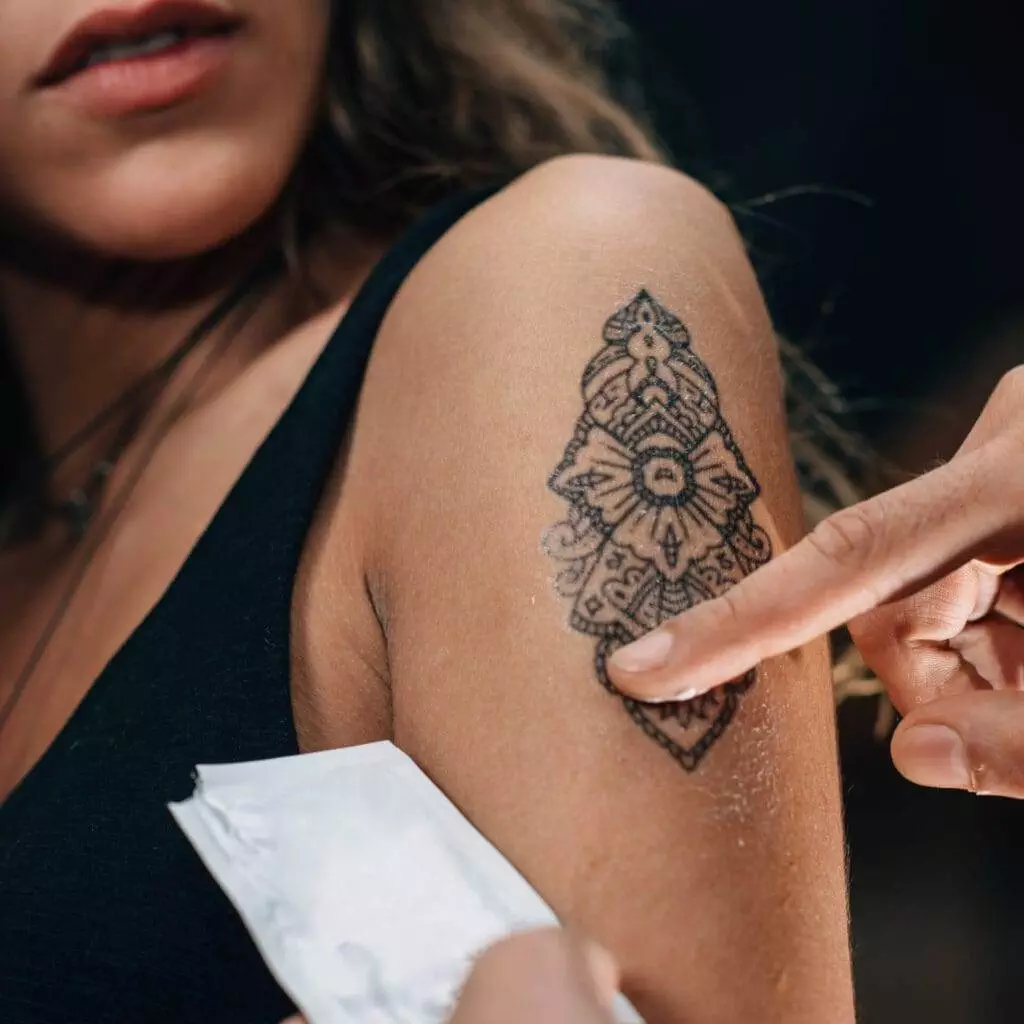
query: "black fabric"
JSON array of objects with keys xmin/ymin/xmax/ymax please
[{"xmin": 0, "ymin": 185, "xmax": 500, "ymax": 1024}]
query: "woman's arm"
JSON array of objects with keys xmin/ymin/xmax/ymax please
[{"xmin": 354, "ymin": 155, "xmax": 854, "ymax": 1023}]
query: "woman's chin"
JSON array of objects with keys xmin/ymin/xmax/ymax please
[
  {"xmin": 72, "ymin": 193, "xmax": 277, "ymax": 262},
  {"xmin": 15, "ymin": 153, "xmax": 291, "ymax": 262},
  {"xmin": 81, "ymin": 222, "xmax": 255, "ymax": 263}
]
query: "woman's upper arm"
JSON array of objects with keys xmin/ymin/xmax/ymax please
[{"xmin": 352, "ymin": 155, "xmax": 854, "ymax": 1024}]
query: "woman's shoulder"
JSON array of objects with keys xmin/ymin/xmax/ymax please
[
  {"xmin": 485, "ymin": 154, "xmax": 732, "ymax": 235},
  {"xmin": 316, "ymin": 151, "xmax": 792, "ymax": 733},
  {"xmin": 425, "ymin": 154, "xmax": 740, "ymax": 278},
  {"xmin": 355, "ymin": 150, "xmax": 786, "ymax": 538},
  {"xmin": 371, "ymin": 153, "xmax": 768, "ymax": 378}
]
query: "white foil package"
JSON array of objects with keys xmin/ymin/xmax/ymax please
[{"xmin": 169, "ymin": 741, "xmax": 642, "ymax": 1024}]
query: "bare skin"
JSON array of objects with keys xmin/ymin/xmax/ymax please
[
  {"xmin": 295, "ymin": 158, "xmax": 854, "ymax": 1021},
  {"xmin": 609, "ymin": 366, "xmax": 1024, "ymax": 797},
  {"xmin": 281, "ymin": 929, "xmax": 622, "ymax": 1024},
  {"xmin": 0, "ymin": 2, "xmax": 854, "ymax": 1020},
  {"xmin": 447, "ymin": 932, "xmax": 621, "ymax": 1024}
]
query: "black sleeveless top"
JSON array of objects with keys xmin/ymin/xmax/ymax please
[{"xmin": 0, "ymin": 187, "xmax": 499, "ymax": 1024}]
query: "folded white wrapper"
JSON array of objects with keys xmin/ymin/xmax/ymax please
[{"xmin": 169, "ymin": 741, "xmax": 642, "ymax": 1024}]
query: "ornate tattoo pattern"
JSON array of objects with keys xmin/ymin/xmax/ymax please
[{"xmin": 543, "ymin": 291, "xmax": 772, "ymax": 771}]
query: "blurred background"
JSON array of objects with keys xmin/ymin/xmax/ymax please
[{"xmin": 612, "ymin": 1, "xmax": 1022, "ymax": 1021}]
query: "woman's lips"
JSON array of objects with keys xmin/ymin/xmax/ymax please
[
  {"xmin": 31, "ymin": 0, "xmax": 243, "ymax": 117},
  {"xmin": 39, "ymin": 31, "xmax": 238, "ymax": 117},
  {"xmin": 34, "ymin": 0, "xmax": 241, "ymax": 85}
]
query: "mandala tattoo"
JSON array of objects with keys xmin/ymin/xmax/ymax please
[{"xmin": 543, "ymin": 290, "xmax": 772, "ymax": 771}]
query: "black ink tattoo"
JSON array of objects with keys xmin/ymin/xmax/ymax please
[{"xmin": 543, "ymin": 290, "xmax": 772, "ymax": 771}]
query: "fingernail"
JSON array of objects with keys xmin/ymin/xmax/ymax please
[
  {"xmin": 894, "ymin": 724, "xmax": 971, "ymax": 790},
  {"xmin": 610, "ymin": 629, "xmax": 674, "ymax": 672},
  {"xmin": 643, "ymin": 687, "xmax": 700, "ymax": 705}
]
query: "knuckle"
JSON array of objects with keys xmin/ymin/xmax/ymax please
[
  {"xmin": 712, "ymin": 585, "xmax": 773, "ymax": 664},
  {"xmin": 701, "ymin": 585, "xmax": 749, "ymax": 645},
  {"xmin": 714, "ymin": 586, "xmax": 744, "ymax": 630},
  {"xmin": 993, "ymin": 363, "xmax": 1024, "ymax": 403},
  {"xmin": 807, "ymin": 504, "xmax": 884, "ymax": 575},
  {"xmin": 979, "ymin": 437, "xmax": 1024, "ymax": 516},
  {"xmin": 986, "ymin": 365, "xmax": 1024, "ymax": 442}
]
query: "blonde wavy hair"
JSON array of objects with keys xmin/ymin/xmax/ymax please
[{"xmin": 287, "ymin": 0, "xmax": 665, "ymax": 235}]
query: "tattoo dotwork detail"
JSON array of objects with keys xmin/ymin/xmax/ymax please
[{"xmin": 543, "ymin": 290, "xmax": 772, "ymax": 771}]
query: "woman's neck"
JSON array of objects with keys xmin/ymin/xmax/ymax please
[
  {"xmin": 0, "ymin": 221, "xmax": 374, "ymax": 506},
  {"xmin": 1, "ymin": 239, "xmax": 292, "ymax": 460}
]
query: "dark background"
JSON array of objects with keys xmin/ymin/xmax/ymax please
[{"xmin": 615, "ymin": 2, "xmax": 1022, "ymax": 1021}]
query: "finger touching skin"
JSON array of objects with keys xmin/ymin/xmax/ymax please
[
  {"xmin": 276, "ymin": 931, "xmax": 619, "ymax": 1024},
  {"xmin": 892, "ymin": 690, "xmax": 1024, "ymax": 798},
  {"xmin": 448, "ymin": 929, "xmax": 619, "ymax": 1024},
  {"xmin": 607, "ymin": 447, "xmax": 1008, "ymax": 701}
]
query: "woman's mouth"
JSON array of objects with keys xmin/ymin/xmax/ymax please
[
  {"xmin": 73, "ymin": 27, "xmax": 218, "ymax": 76},
  {"xmin": 33, "ymin": 2, "xmax": 244, "ymax": 117}
]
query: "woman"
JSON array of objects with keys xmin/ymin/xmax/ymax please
[{"xmin": 0, "ymin": 2, "xmax": 855, "ymax": 1021}]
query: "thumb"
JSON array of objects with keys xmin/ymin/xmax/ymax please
[
  {"xmin": 448, "ymin": 928, "xmax": 619, "ymax": 1023},
  {"xmin": 891, "ymin": 690, "xmax": 1024, "ymax": 798}
]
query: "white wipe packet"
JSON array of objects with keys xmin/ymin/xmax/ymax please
[{"xmin": 169, "ymin": 741, "xmax": 642, "ymax": 1024}]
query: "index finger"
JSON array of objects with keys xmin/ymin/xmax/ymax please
[{"xmin": 607, "ymin": 447, "xmax": 1005, "ymax": 700}]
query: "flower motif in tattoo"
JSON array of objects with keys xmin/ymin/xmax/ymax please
[
  {"xmin": 544, "ymin": 290, "xmax": 772, "ymax": 772},
  {"xmin": 551, "ymin": 424, "xmax": 758, "ymax": 581}
]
